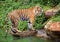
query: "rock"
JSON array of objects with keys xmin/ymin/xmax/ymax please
[
  {"xmin": 36, "ymin": 29, "xmax": 49, "ymax": 39},
  {"xmin": 6, "ymin": 29, "xmax": 37, "ymax": 37},
  {"xmin": 45, "ymin": 9, "xmax": 59, "ymax": 18},
  {"xmin": 44, "ymin": 20, "xmax": 60, "ymax": 39},
  {"xmin": 6, "ymin": 28, "xmax": 49, "ymax": 38},
  {"xmin": 12, "ymin": 30, "xmax": 37, "ymax": 37}
]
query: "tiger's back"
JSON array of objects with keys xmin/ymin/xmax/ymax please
[{"xmin": 8, "ymin": 8, "xmax": 35, "ymax": 21}]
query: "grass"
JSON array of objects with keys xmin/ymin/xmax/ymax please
[{"xmin": 0, "ymin": 0, "xmax": 60, "ymax": 42}]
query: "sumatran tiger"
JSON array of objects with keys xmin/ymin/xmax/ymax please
[{"xmin": 7, "ymin": 6, "xmax": 42, "ymax": 33}]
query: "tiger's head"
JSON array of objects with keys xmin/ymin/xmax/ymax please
[{"xmin": 34, "ymin": 6, "xmax": 43, "ymax": 16}]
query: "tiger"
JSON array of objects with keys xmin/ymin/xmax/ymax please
[{"xmin": 7, "ymin": 6, "xmax": 42, "ymax": 33}]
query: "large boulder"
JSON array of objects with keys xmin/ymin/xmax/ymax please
[
  {"xmin": 6, "ymin": 29, "xmax": 37, "ymax": 37},
  {"xmin": 45, "ymin": 9, "xmax": 59, "ymax": 18},
  {"xmin": 44, "ymin": 20, "xmax": 60, "ymax": 39}
]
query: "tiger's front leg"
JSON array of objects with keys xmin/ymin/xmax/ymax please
[
  {"xmin": 28, "ymin": 22, "xmax": 33, "ymax": 30},
  {"xmin": 28, "ymin": 16, "xmax": 35, "ymax": 30}
]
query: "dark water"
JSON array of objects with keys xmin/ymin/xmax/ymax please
[{"xmin": 12, "ymin": 37, "xmax": 53, "ymax": 42}]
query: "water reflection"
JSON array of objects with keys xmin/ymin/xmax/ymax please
[
  {"xmin": 0, "ymin": 28, "xmax": 60, "ymax": 42},
  {"xmin": 12, "ymin": 36, "xmax": 53, "ymax": 42}
]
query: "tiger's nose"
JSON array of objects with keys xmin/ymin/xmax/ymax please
[
  {"xmin": 39, "ymin": 9, "xmax": 43, "ymax": 16},
  {"xmin": 40, "ymin": 7, "xmax": 43, "ymax": 13},
  {"xmin": 40, "ymin": 8, "xmax": 43, "ymax": 13}
]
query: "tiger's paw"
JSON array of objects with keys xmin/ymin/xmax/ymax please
[
  {"xmin": 32, "ymin": 28, "xmax": 36, "ymax": 31},
  {"xmin": 17, "ymin": 30, "xmax": 22, "ymax": 32}
]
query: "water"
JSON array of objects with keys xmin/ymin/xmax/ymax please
[
  {"xmin": 0, "ymin": 35, "xmax": 53, "ymax": 42},
  {"xmin": 12, "ymin": 36, "xmax": 50, "ymax": 42},
  {"xmin": 0, "ymin": 29, "xmax": 55, "ymax": 42}
]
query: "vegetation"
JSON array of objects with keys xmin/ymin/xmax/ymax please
[{"xmin": 0, "ymin": 0, "xmax": 60, "ymax": 42}]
